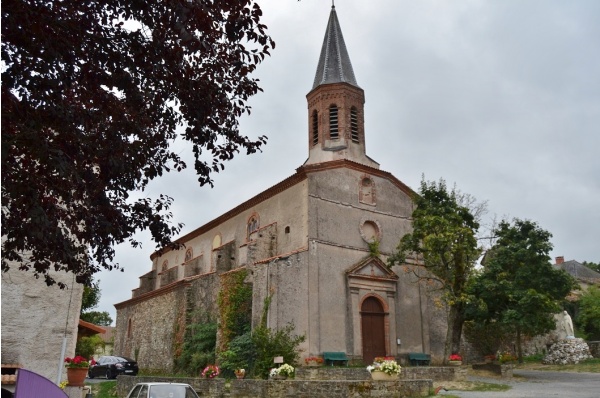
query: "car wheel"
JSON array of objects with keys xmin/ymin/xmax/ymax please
[
  {"xmin": 88, "ymin": 368, "xmax": 94, "ymax": 379},
  {"xmin": 106, "ymin": 369, "xmax": 113, "ymax": 379}
]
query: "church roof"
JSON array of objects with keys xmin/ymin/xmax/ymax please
[{"xmin": 312, "ymin": 5, "xmax": 359, "ymax": 89}]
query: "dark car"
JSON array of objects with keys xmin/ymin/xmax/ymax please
[
  {"xmin": 88, "ymin": 355, "xmax": 138, "ymax": 379},
  {"xmin": 126, "ymin": 383, "xmax": 199, "ymax": 398}
]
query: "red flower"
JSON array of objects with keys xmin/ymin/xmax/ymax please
[{"xmin": 64, "ymin": 356, "xmax": 92, "ymax": 368}]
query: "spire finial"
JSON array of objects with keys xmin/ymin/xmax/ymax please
[{"xmin": 332, "ymin": 0, "xmax": 335, "ymax": 8}]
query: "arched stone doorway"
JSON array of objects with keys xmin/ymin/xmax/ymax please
[{"xmin": 361, "ymin": 296, "xmax": 386, "ymax": 364}]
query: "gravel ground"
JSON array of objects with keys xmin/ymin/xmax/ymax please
[{"xmin": 438, "ymin": 370, "xmax": 600, "ymax": 398}]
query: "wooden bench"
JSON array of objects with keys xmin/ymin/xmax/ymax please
[
  {"xmin": 323, "ymin": 352, "xmax": 349, "ymax": 366},
  {"xmin": 408, "ymin": 352, "xmax": 431, "ymax": 366}
]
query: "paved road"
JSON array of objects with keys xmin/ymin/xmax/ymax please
[{"xmin": 439, "ymin": 370, "xmax": 600, "ymax": 398}]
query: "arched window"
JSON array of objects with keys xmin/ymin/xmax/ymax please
[
  {"xmin": 359, "ymin": 177, "xmax": 375, "ymax": 205},
  {"xmin": 312, "ymin": 110, "xmax": 319, "ymax": 145},
  {"xmin": 351, "ymin": 107, "xmax": 359, "ymax": 142},
  {"xmin": 247, "ymin": 214, "xmax": 259, "ymax": 239},
  {"xmin": 212, "ymin": 234, "xmax": 222, "ymax": 250},
  {"xmin": 329, "ymin": 105, "xmax": 339, "ymax": 139},
  {"xmin": 127, "ymin": 319, "xmax": 133, "ymax": 339},
  {"xmin": 184, "ymin": 248, "xmax": 193, "ymax": 263},
  {"xmin": 161, "ymin": 260, "xmax": 169, "ymax": 272}
]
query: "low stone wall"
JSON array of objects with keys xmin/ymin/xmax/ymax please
[
  {"xmin": 296, "ymin": 366, "xmax": 466, "ymax": 382},
  {"xmin": 471, "ymin": 363, "xmax": 514, "ymax": 378},
  {"xmin": 116, "ymin": 375, "xmax": 432, "ymax": 398}
]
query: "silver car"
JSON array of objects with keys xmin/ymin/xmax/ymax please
[{"xmin": 125, "ymin": 383, "xmax": 199, "ymax": 398}]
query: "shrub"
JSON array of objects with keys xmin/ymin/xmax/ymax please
[
  {"xmin": 75, "ymin": 335, "xmax": 103, "ymax": 359},
  {"xmin": 174, "ymin": 320, "xmax": 217, "ymax": 376},
  {"xmin": 576, "ymin": 286, "xmax": 600, "ymax": 340},
  {"xmin": 252, "ymin": 324, "xmax": 305, "ymax": 379},
  {"xmin": 218, "ymin": 332, "xmax": 256, "ymax": 378}
]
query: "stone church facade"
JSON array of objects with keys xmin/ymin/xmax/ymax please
[{"xmin": 114, "ymin": 5, "xmax": 446, "ymax": 371}]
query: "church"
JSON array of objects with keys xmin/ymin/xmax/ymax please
[{"xmin": 114, "ymin": 5, "xmax": 446, "ymax": 371}]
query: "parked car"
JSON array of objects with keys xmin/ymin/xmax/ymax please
[
  {"xmin": 126, "ymin": 383, "xmax": 199, "ymax": 398},
  {"xmin": 88, "ymin": 355, "xmax": 138, "ymax": 379}
]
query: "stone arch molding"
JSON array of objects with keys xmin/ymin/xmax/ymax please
[
  {"xmin": 359, "ymin": 218, "xmax": 381, "ymax": 243},
  {"xmin": 346, "ymin": 256, "xmax": 398, "ymax": 360}
]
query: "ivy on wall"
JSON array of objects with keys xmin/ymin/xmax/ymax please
[{"xmin": 217, "ymin": 268, "xmax": 253, "ymax": 351}]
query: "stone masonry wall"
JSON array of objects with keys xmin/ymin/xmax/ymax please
[
  {"xmin": 1, "ymin": 267, "xmax": 83, "ymax": 383},
  {"xmin": 117, "ymin": 376, "xmax": 432, "ymax": 398},
  {"xmin": 114, "ymin": 273, "xmax": 221, "ymax": 373}
]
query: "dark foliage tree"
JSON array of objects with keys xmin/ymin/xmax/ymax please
[
  {"xmin": 467, "ymin": 219, "xmax": 576, "ymax": 362},
  {"xmin": 388, "ymin": 178, "xmax": 483, "ymax": 361},
  {"xmin": 1, "ymin": 0, "xmax": 273, "ymax": 287}
]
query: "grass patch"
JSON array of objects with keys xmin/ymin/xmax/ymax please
[
  {"xmin": 87, "ymin": 381, "xmax": 117, "ymax": 398},
  {"xmin": 468, "ymin": 381, "xmax": 511, "ymax": 391},
  {"xmin": 516, "ymin": 357, "xmax": 600, "ymax": 373},
  {"xmin": 434, "ymin": 380, "xmax": 511, "ymax": 393}
]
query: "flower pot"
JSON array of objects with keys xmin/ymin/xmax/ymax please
[
  {"xmin": 66, "ymin": 367, "xmax": 89, "ymax": 387},
  {"xmin": 306, "ymin": 360, "xmax": 322, "ymax": 367},
  {"xmin": 448, "ymin": 361, "xmax": 462, "ymax": 366},
  {"xmin": 271, "ymin": 375, "xmax": 287, "ymax": 380},
  {"xmin": 235, "ymin": 374, "xmax": 245, "ymax": 379},
  {"xmin": 370, "ymin": 371, "xmax": 398, "ymax": 381}
]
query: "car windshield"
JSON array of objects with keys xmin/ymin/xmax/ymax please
[{"xmin": 148, "ymin": 385, "xmax": 198, "ymax": 398}]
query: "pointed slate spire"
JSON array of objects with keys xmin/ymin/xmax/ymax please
[{"xmin": 312, "ymin": 5, "xmax": 358, "ymax": 89}]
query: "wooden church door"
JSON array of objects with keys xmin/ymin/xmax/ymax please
[{"xmin": 361, "ymin": 297, "xmax": 386, "ymax": 364}]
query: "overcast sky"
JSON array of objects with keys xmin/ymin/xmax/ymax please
[{"xmin": 95, "ymin": 0, "xmax": 600, "ymax": 324}]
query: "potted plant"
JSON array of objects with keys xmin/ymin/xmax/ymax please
[
  {"xmin": 64, "ymin": 356, "xmax": 95, "ymax": 386},
  {"xmin": 498, "ymin": 352, "xmax": 517, "ymax": 364},
  {"xmin": 366, "ymin": 356, "xmax": 401, "ymax": 381},
  {"xmin": 201, "ymin": 364, "xmax": 220, "ymax": 379},
  {"xmin": 234, "ymin": 368, "xmax": 246, "ymax": 379},
  {"xmin": 448, "ymin": 354, "xmax": 463, "ymax": 366},
  {"xmin": 270, "ymin": 364, "xmax": 295, "ymax": 379},
  {"xmin": 304, "ymin": 356, "xmax": 324, "ymax": 366}
]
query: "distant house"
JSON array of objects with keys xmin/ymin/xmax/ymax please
[
  {"xmin": 94, "ymin": 326, "xmax": 115, "ymax": 357},
  {"xmin": 554, "ymin": 256, "xmax": 600, "ymax": 297}
]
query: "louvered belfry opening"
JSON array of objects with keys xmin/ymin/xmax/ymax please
[
  {"xmin": 329, "ymin": 105, "xmax": 339, "ymax": 139},
  {"xmin": 312, "ymin": 110, "xmax": 319, "ymax": 145},
  {"xmin": 350, "ymin": 106, "xmax": 359, "ymax": 142}
]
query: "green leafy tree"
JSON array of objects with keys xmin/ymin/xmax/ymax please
[
  {"xmin": 576, "ymin": 286, "xmax": 600, "ymax": 340},
  {"xmin": 1, "ymin": 0, "xmax": 273, "ymax": 287},
  {"xmin": 388, "ymin": 178, "xmax": 483, "ymax": 361},
  {"xmin": 467, "ymin": 219, "xmax": 576, "ymax": 362},
  {"xmin": 80, "ymin": 279, "xmax": 113, "ymax": 326},
  {"xmin": 80, "ymin": 311, "xmax": 114, "ymax": 327}
]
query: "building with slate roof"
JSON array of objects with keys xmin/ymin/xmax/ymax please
[
  {"xmin": 113, "ymin": 5, "xmax": 446, "ymax": 372},
  {"xmin": 554, "ymin": 256, "xmax": 600, "ymax": 301}
]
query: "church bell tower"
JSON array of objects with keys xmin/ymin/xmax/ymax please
[{"xmin": 305, "ymin": 5, "xmax": 379, "ymax": 169}]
